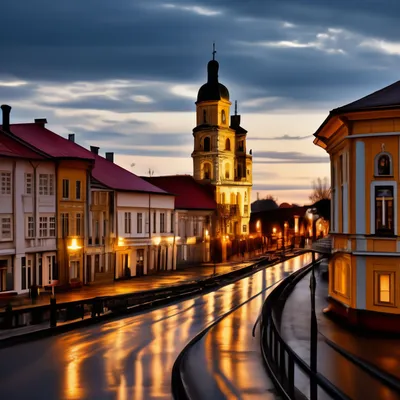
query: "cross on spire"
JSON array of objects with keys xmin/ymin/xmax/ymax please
[{"xmin": 212, "ymin": 42, "xmax": 217, "ymax": 60}]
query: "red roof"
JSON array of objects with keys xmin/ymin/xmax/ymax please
[
  {"xmin": 144, "ymin": 175, "xmax": 217, "ymax": 210},
  {"xmin": 3, "ymin": 123, "xmax": 95, "ymax": 160},
  {"xmin": 92, "ymin": 154, "xmax": 170, "ymax": 194},
  {"xmin": 0, "ymin": 131, "xmax": 45, "ymax": 159}
]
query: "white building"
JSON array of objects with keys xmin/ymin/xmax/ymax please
[
  {"xmin": 0, "ymin": 126, "xmax": 57, "ymax": 294},
  {"xmin": 88, "ymin": 148, "xmax": 177, "ymax": 279}
]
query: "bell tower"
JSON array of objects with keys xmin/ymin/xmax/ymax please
[{"xmin": 192, "ymin": 45, "xmax": 252, "ymax": 239}]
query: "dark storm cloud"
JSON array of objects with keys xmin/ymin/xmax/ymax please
[
  {"xmin": 2, "ymin": 0, "xmax": 400, "ymax": 112},
  {"xmin": 68, "ymin": 126, "xmax": 191, "ymax": 147},
  {"xmin": 253, "ymin": 151, "xmax": 329, "ymax": 164}
]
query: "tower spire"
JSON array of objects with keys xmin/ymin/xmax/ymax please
[
  {"xmin": 212, "ymin": 41, "xmax": 217, "ymax": 60},
  {"xmin": 235, "ymin": 100, "xmax": 238, "ymax": 116}
]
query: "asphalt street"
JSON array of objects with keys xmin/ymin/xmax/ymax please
[{"xmin": 0, "ymin": 253, "xmax": 312, "ymax": 400}]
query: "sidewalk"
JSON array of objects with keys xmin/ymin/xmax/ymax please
[
  {"xmin": 280, "ymin": 269, "xmax": 400, "ymax": 398},
  {"xmin": 0, "ymin": 254, "xmax": 273, "ymax": 312}
]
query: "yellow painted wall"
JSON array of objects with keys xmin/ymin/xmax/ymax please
[
  {"xmin": 57, "ymin": 160, "xmax": 91, "ymax": 284},
  {"xmin": 365, "ymin": 256, "xmax": 400, "ymax": 314}
]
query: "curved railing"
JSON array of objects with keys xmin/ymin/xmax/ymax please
[{"xmin": 259, "ymin": 261, "xmax": 350, "ymax": 400}]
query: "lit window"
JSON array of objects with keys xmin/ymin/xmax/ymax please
[
  {"xmin": 379, "ymin": 274, "xmax": 391, "ymax": 303},
  {"xmin": 375, "ymin": 153, "xmax": 392, "ymax": 176},
  {"xmin": 333, "ymin": 259, "xmax": 350, "ymax": 297},
  {"xmin": 243, "ymin": 224, "xmax": 247, "ymax": 233},
  {"xmin": 221, "ymin": 110, "xmax": 226, "ymax": 124}
]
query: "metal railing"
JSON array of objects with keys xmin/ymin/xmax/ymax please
[{"xmin": 259, "ymin": 261, "xmax": 350, "ymax": 400}]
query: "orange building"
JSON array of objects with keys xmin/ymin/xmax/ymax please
[{"xmin": 314, "ymin": 80, "xmax": 400, "ymax": 332}]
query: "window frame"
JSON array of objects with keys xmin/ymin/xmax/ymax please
[
  {"xmin": 0, "ymin": 171, "xmax": 12, "ymax": 195},
  {"xmin": 124, "ymin": 212, "xmax": 131, "ymax": 234},
  {"xmin": 137, "ymin": 212, "xmax": 143, "ymax": 234},
  {"xmin": 25, "ymin": 173, "xmax": 33, "ymax": 195},
  {"xmin": 39, "ymin": 173, "xmax": 54, "ymax": 196},
  {"xmin": 26, "ymin": 215, "xmax": 35, "ymax": 238},
  {"xmin": 160, "ymin": 212, "xmax": 165, "ymax": 233},
  {"xmin": 374, "ymin": 271, "xmax": 396, "ymax": 307},
  {"xmin": 76, "ymin": 180, "xmax": 81, "ymax": 200},
  {"xmin": 0, "ymin": 215, "xmax": 12, "ymax": 241},
  {"xmin": 62, "ymin": 179, "xmax": 70, "ymax": 200},
  {"xmin": 39, "ymin": 216, "xmax": 48, "ymax": 238},
  {"xmin": 374, "ymin": 151, "xmax": 393, "ymax": 177}
]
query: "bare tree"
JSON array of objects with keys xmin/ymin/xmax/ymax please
[
  {"xmin": 265, "ymin": 194, "xmax": 278, "ymax": 203},
  {"xmin": 309, "ymin": 177, "xmax": 331, "ymax": 203}
]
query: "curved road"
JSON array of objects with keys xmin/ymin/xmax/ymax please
[{"xmin": 0, "ymin": 253, "xmax": 312, "ymax": 400}]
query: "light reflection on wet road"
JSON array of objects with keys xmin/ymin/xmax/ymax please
[{"xmin": 0, "ymin": 254, "xmax": 311, "ymax": 400}]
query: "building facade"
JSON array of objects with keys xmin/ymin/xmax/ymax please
[
  {"xmin": 0, "ymin": 117, "xmax": 58, "ymax": 294},
  {"xmin": 145, "ymin": 175, "xmax": 216, "ymax": 266},
  {"xmin": 314, "ymin": 81, "xmax": 400, "ymax": 332},
  {"xmin": 191, "ymin": 52, "xmax": 252, "ymax": 243}
]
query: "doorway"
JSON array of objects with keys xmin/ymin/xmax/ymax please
[{"xmin": 136, "ymin": 249, "xmax": 144, "ymax": 276}]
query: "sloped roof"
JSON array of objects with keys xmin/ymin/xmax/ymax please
[
  {"xmin": 331, "ymin": 80, "xmax": 400, "ymax": 114},
  {"xmin": 0, "ymin": 131, "xmax": 45, "ymax": 159},
  {"xmin": 143, "ymin": 175, "xmax": 217, "ymax": 210},
  {"xmin": 92, "ymin": 154, "xmax": 170, "ymax": 194},
  {"xmin": 4, "ymin": 123, "xmax": 94, "ymax": 160}
]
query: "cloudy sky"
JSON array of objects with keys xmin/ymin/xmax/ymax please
[{"xmin": 2, "ymin": 0, "xmax": 400, "ymax": 204}]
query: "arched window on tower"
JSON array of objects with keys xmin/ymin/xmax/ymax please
[
  {"xmin": 225, "ymin": 138, "xmax": 231, "ymax": 151},
  {"xmin": 225, "ymin": 163, "xmax": 230, "ymax": 179},
  {"xmin": 203, "ymin": 163, "xmax": 211, "ymax": 180},
  {"xmin": 221, "ymin": 110, "xmax": 226, "ymax": 124},
  {"xmin": 203, "ymin": 137, "xmax": 211, "ymax": 152},
  {"xmin": 203, "ymin": 110, "xmax": 207, "ymax": 124}
]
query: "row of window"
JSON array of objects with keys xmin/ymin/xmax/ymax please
[
  {"xmin": 332, "ymin": 150, "xmax": 396, "ymax": 236},
  {"xmin": 202, "ymin": 163, "xmax": 250, "ymax": 181},
  {"xmin": 0, "ymin": 172, "xmax": 83, "ymax": 200},
  {"xmin": 124, "ymin": 212, "xmax": 174, "ymax": 234},
  {"xmin": 200, "ymin": 137, "xmax": 245, "ymax": 153}
]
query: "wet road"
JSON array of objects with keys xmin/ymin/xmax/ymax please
[{"xmin": 0, "ymin": 253, "xmax": 312, "ymax": 400}]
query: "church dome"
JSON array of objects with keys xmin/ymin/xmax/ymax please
[{"xmin": 196, "ymin": 59, "xmax": 230, "ymax": 103}]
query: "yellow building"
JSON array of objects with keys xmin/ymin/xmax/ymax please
[
  {"xmin": 314, "ymin": 80, "xmax": 400, "ymax": 332},
  {"xmin": 192, "ymin": 47, "xmax": 252, "ymax": 250}
]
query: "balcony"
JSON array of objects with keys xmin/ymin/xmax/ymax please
[{"xmin": 218, "ymin": 204, "xmax": 239, "ymax": 218}]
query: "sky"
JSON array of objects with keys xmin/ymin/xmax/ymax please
[{"xmin": 2, "ymin": 1, "xmax": 400, "ymax": 205}]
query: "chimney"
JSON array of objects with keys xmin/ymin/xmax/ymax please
[
  {"xmin": 68, "ymin": 133, "xmax": 75, "ymax": 142},
  {"xmin": 1, "ymin": 104, "xmax": 11, "ymax": 131},
  {"xmin": 34, "ymin": 118, "xmax": 47, "ymax": 127},
  {"xmin": 105, "ymin": 152, "xmax": 114, "ymax": 163},
  {"xmin": 90, "ymin": 146, "xmax": 99, "ymax": 155}
]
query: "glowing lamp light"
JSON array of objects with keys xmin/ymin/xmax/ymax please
[
  {"xmin": 152, "ymin": 236, "xmax": 161, "ymax": 246},
  {"xmin": 68, "ymin": 238, "xmax": 82, "ymax": 251},
  {"xmin": 117, "ymin": 237, "xmax": 125, "ymax": 246},
  {"xmin": 205, "ymin": 229, "xmax": 209, "ymax": 236},
  {"xmin": 272, "ymin": 227, "xmax": 277, "ymax": 234}
]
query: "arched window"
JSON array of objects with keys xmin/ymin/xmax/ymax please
[
  {"xmin": 225, "ymin": 163, "xmax": 230, "ymax": 179},
  {"xmin": 244, "ymin": 192, "xmax": 247, "ymax": 202},
  {"xmin": 221, "ymin": 193, "xmax": 226, "ymax": 204},
  {"xmin": 225, "ymin": 138, "xmax": 231, "ymax": 151},
  {"xmin": 375, "ymin": 152, "xmax": 392, "ymax": 176},
  {"xmin": 203, "ymin": 110, "xmax": 207, "ymax": 124},
  {"xmin": 221, "ymin": 110, "xmax": 226, "ymax": 124},
  {"xmin": 203, "ymin": 137, "xmax": 211, "ymax": 152},
  {"xmin": 203, "ymin": 163, "xmax": 211, "ymax": 180}
]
